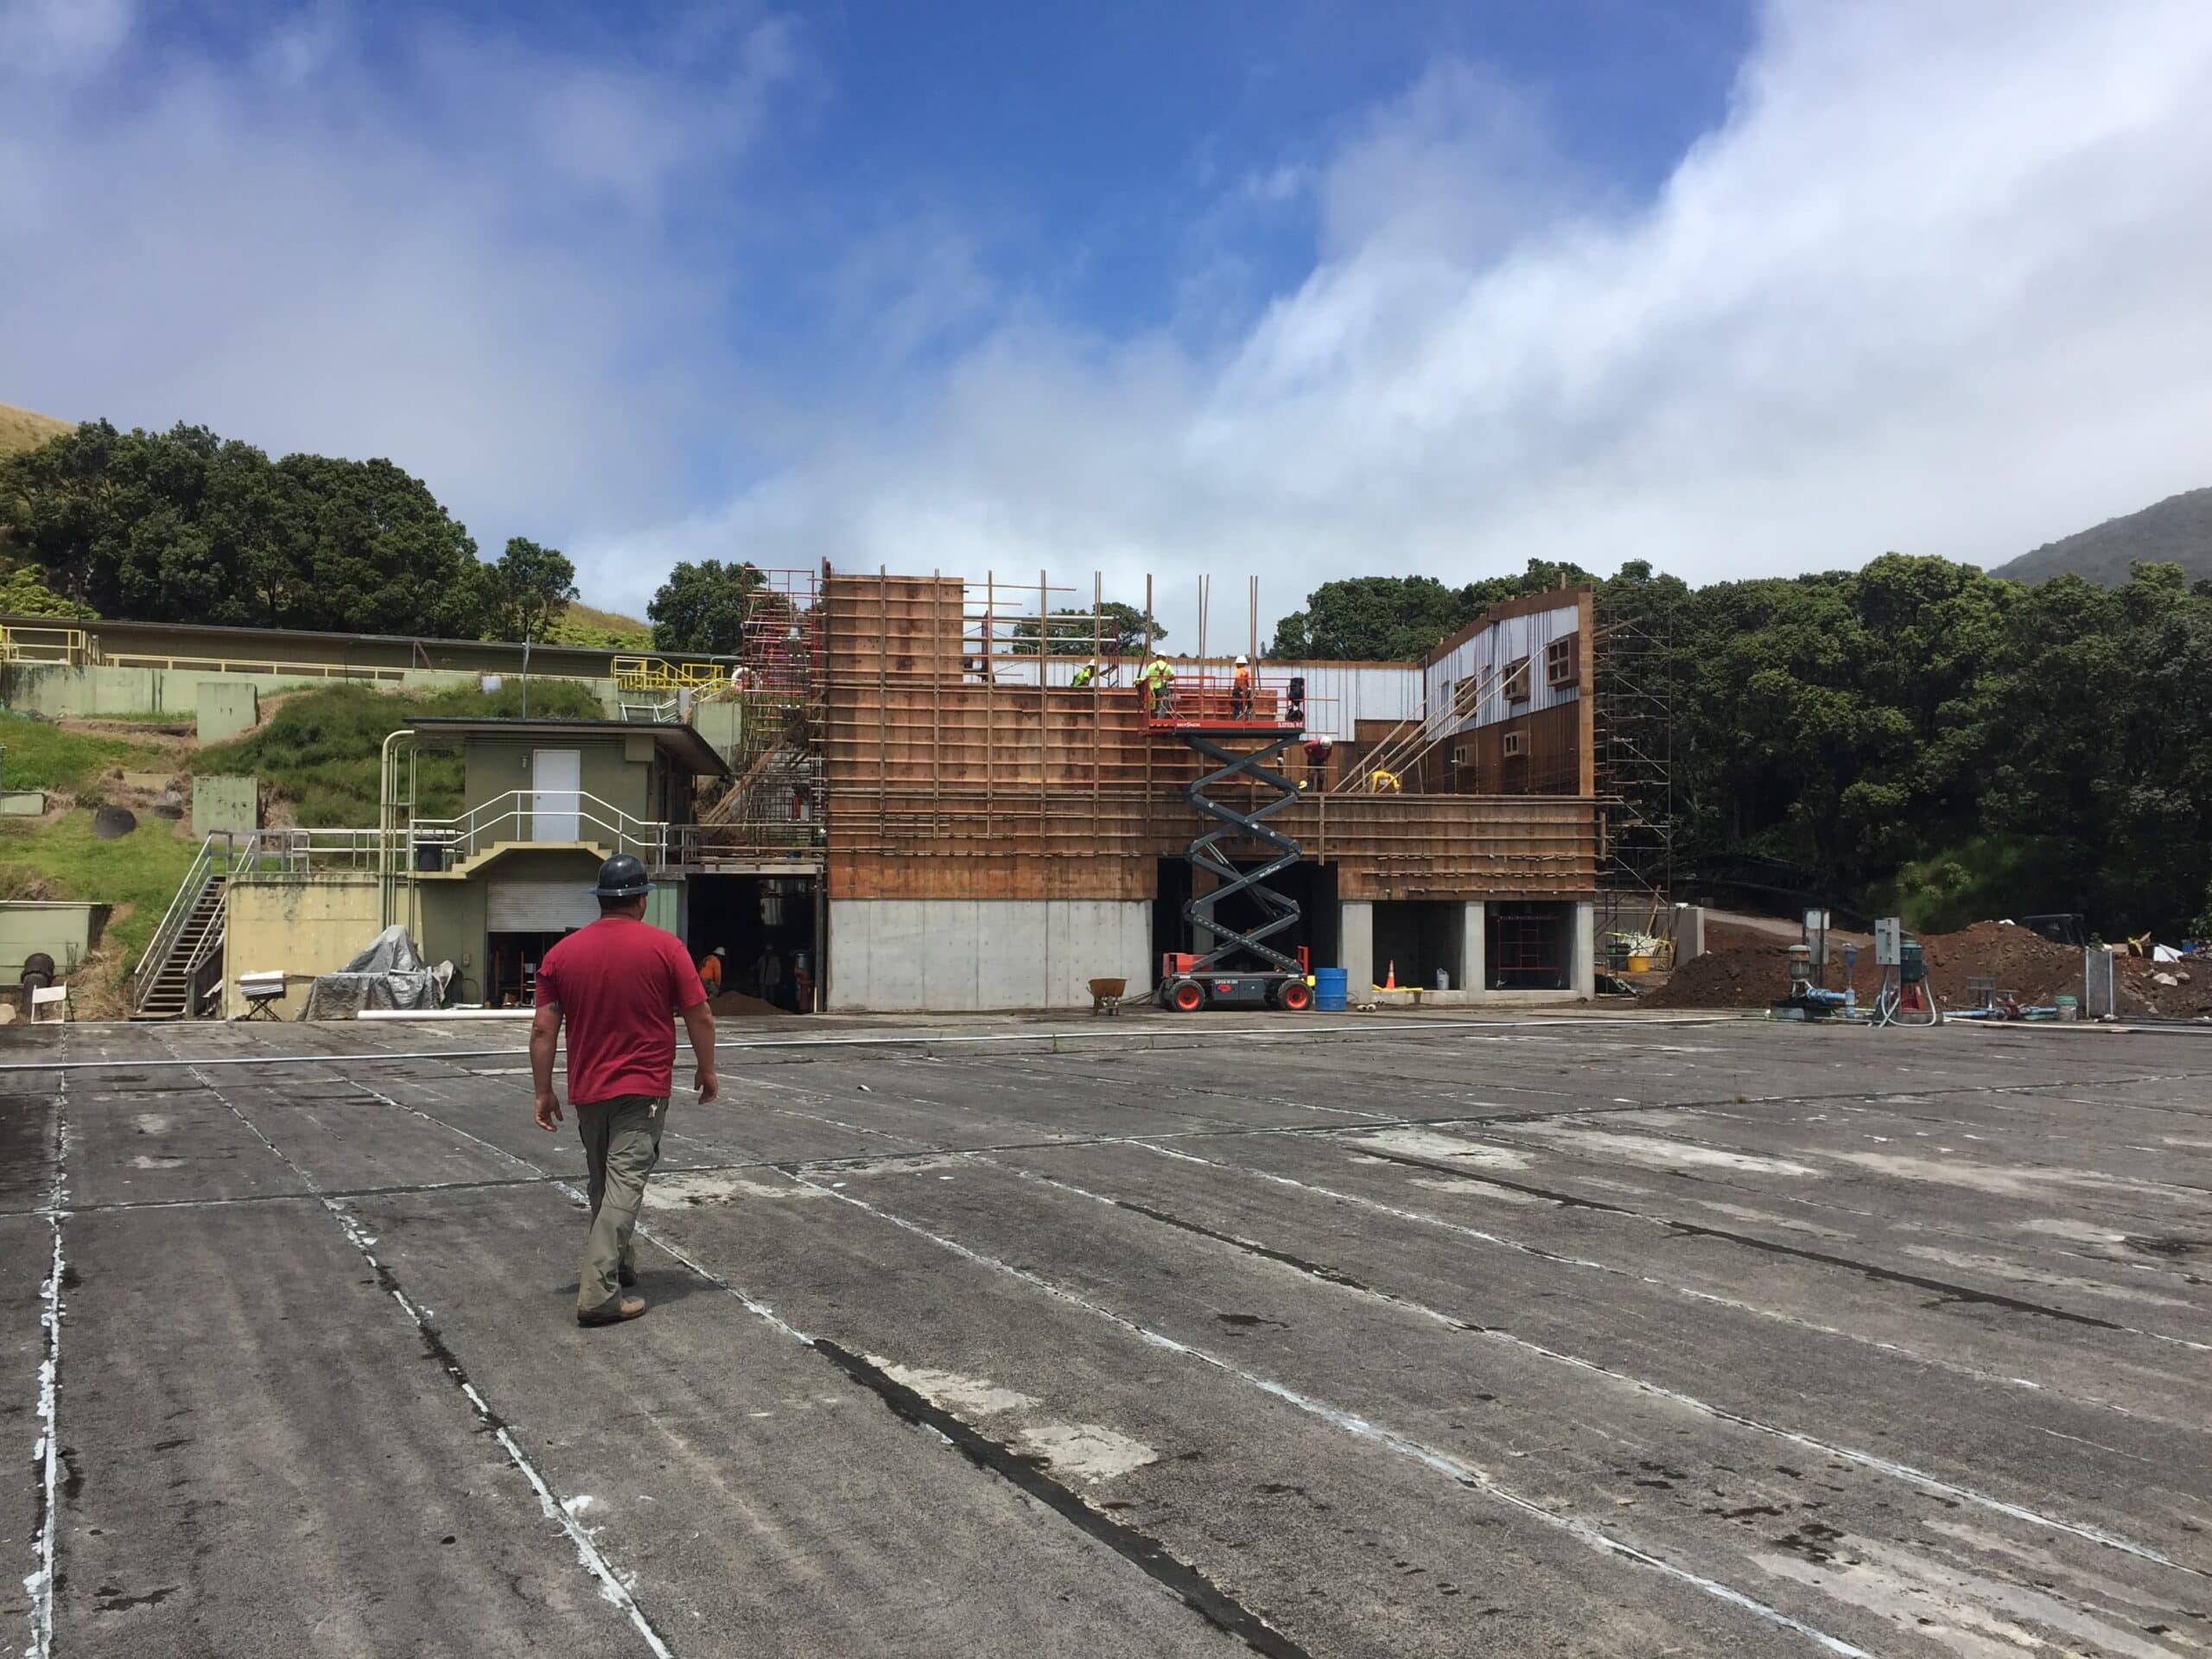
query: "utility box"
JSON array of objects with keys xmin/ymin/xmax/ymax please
[
  {"xmin": 192, "ymin": 775, "xmax": 258, "ymax": 838},
  {"xmin": 1874, "ymin": 917, "xmax": 1903, "ymax": 967}
]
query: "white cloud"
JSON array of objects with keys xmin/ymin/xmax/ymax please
[
  {"xmin": 628, "ymin": 0, "xmax": 2212, "ymax": 630},
  {"xmin": 0, "ymin": 0, "xmax": 801, "ymax": 598},
  {"xmin": 9, "ymin": 1, "xmax": 2211, "ymax": 627}
]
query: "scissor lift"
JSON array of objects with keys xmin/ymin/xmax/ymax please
[{"xmin": 1153, "ymin": 701, "xmax": 1313, "ymax": 1012}]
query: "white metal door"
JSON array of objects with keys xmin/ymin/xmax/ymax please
[{"xmin": 531, "ymin": 748, "xmax": 581, "ymax": 841}]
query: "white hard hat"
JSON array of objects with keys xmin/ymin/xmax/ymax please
[{"xmin": 1235, "ymin": 653, "xmax": 1249, "ymax": 665}]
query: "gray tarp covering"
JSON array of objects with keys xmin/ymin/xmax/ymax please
[{"xmin": 300, "ymin": 925, "xmax": 454, "ymax": 1020}]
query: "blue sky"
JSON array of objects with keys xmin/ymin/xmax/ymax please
[{"xmin": 4, "ymin": 1, "xmax": 2210, "ymax": 629}]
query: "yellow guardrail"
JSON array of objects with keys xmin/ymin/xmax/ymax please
[
  {"xmin": 0, "ymin": 624, "xmax": 92, "ymax": 665},
  {"xmin": 99, "ymin": 652, "xmax": 412, "ymax": 681},
  {"xmin": 612, "ymin": 655, "xmax": 731, "ymax": 691}
]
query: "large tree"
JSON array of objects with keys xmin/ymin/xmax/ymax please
[
  {"xmin": 648, "ymin": 558, "xmax": 762, "ymax": 653},
  {"xmin": 483, "ymin": 537, "xmax": 578, "ymax": 643},
  {"xmin": 0, "ymin": 419, "xmax": 494, "ymax": 637},
  {"xmin": 1008, "ymin": 601, "xmax": 1160, "ymax": 657}
]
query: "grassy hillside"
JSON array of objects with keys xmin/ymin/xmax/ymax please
[
  {"xmin": 1993, "ymin": 486, "xmax": 2212, "ymax": 587},
  {"xmin": 0, "ymin": 809, "xmax": 200, "ymax": 965},
  {"xmin": 194, "ymin": 677, "xmax": 605, "ymax": 825},
  {"xmin": 0, "ymin": 401, "xmax": 73, "ymax": 458},
  {"xmin": 0, "ymin": 712, "xmax": 166, "ymax": 793},
  {"xmin": 550, "ymin": 601, "xmax": 653, "ymax": 649}
]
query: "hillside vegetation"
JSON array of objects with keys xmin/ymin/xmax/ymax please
[
  {"xmin": 0, "ymin": 712, "xmax": 166, "ymax": 793},
  {"xmin": 194, "ymin": 678, "xmax": 604, "ymax": 825},
  {"xmin": 1992, "ymin": 486, "xmax": 2212, "ymax": 587},
  {"xmin": 0, "ymin": 402, "xmax": 72, "ymax": 458},
  {"xmin": 1281, "ymin": 552, "xmax": 2212, "ymax": 939},
  {"xmin": 551, "ymin": 601, "xmax": 653, "ymax": 649}
]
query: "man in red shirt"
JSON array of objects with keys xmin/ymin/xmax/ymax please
[{"xmin": 531, "ymin": 855, "xmax": 719, "ymax": 1326}]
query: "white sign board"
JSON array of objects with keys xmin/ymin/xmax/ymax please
[{"xmin": 1874, "ymin": 918, "xmax": 1903, "ymax": 967}]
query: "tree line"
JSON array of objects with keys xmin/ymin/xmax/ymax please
[
  {"xmin": 0, "ymin": 419, "xmax": 797, "ymax": 658},
  {"xmin": 1270, "ymin": 560, "xmax": 2212, "ymax": 938},
  {"xmin": 0, "ymin": 421, "xmax": 582, "ymax": 640}
]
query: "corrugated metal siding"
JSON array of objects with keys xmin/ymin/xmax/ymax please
[
  {"xmin": 486, "ymin": 879, "xmax": 601, "ymax": 933},
  {"xmin": 1422, "ymin": 605, "xmax": 1579, "ymax": 734}
]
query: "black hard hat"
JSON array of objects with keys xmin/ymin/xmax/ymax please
[{"xmin": 594, "ymin": 853, "xmax": 652, "ymax": 899}]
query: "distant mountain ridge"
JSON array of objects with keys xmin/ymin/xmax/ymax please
[{"xmin": 1993, "ymin": 486, "xmax": 2212, "ymax": 587}]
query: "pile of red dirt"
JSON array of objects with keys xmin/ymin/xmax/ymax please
[
  {"xmin": 1641, "ymin": 946, "xmax": 1780, "ymax": 1009},
  {"xmin": 1916, "ymin": 921, "xmax": 2083, "ymax": 1007}
]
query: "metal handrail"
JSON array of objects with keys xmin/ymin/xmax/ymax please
[
  {"xmin": 410, "ymin": 790, "xmax": 677, "ymax": 867},
  {"xmin": 132, "ymin": 830, "xmax": 269, "ymax": 1013},
  {"xmin": 170, "ymin": 839, "xmax": 259, "ymax": 996},
  {"xmin": 611, "ymin": 656, "xmax": 732, "ymax": 692},
  {"xmin": 133, "ymin": 833, "xmax": 224, "ymax": 1001},
  {"xmin": 1332, "ymin": 661, "xmax": 1503, "ymax": 794}
]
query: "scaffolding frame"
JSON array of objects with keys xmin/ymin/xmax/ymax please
[{"xmin": 1591, "ymin": 593, "xmax": 1676, "ymax": 950}]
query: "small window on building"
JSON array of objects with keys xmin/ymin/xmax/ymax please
[
  {"xmin": 1546, "ymin": 635, "xmax": 1578, "ymax": 689},
  {"xmin": 1452, "ymin": 742, "xmax": 1473, "ymax": 767},
  {"xmin": 1436, "ymin": 677, "xmax": 1454, "ymax": 718},
  {"xmin": 1503, "ymin": 657, "xmax": 1532, "ymax": 703},
  {"xmin": 1502, "ymin": 730, "xmax": 1525, "ymax": 758}
]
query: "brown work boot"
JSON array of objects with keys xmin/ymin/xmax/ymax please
[{"xmin": 577, "ymin": 1294, "xmax": 646, "ymax": 1327}]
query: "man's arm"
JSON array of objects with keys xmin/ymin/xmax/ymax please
[
  {"xmin": 679, "ymin": 999, "xmax": 718, "ymax": 1103},
  {"xmin": 531, "ymin": 1001, "xmax": 564, "ymax": 1131}
]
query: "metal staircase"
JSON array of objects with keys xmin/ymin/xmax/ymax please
[{"xmin": 132, "ymin": 832, "xmax": 264, "ymax": 1020}]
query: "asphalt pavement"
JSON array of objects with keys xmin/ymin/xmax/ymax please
[{"xmin": 3, "ymin": 1010, "xmax": 2208, "ymax": 1657}]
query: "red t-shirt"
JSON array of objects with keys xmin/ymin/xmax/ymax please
[{"xmin": 535, "ymin": 917, "xmax": 709, "ymax": 1104}]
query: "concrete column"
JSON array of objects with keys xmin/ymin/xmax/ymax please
[
  {"xmin": 1572, "ymin": 901, "xmax": 1597, "ymax": 998},
  {"xmin": 1460, "ymin": 901, "xmax": 1485, "ymax": 993},
  {"xmin": 1339, "ymin": 901, "xmax": 1375, "ymax": 993},
  {"xmin": 1675, "ymin": 904, "xmax": 1706, "ymax": 963}
]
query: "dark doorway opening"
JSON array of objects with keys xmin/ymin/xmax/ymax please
[
  {"xmin": 1372, "ymin": 901, "xmax": 1465, "ymax": 992},
  {"xmin": 1152, "ymin": 858, "xmax": 1338, "ymax": 975},
  {"xmin": 486, "ymin": 931, "xmax": 569, "ymax": 1009},
  {"xmin": 688, "ymin": 874, "xmax": 819, "ymax": 1012},
  {"xmin": 1487, "ymin": 901, "xmax": 1573, "ymax": 990}
]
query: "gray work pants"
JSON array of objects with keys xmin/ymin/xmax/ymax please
[{"xmin": 575, "ymin": 1093, "xmax": 665, "ymax": 1314}]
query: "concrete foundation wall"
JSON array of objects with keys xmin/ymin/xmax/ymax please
[
  {"xmin": 192, "ymin": 775, "xmax": 258, "ymax": 838},
  {"xmin": 0, "ymin": 901, "xmax": 109, "ymax": 977},
  {"xmin": 829, "ymin": 899, "xmax": 1151, "ymax": 1011},
  {"xmin": 223, "ymin": 874, "xmax": 384, "ymax": 1019}
]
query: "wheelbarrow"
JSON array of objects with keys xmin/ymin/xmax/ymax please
[{"xmin": 1089, "ymin": 976, "xmax": 1128, "ymax": 1015}]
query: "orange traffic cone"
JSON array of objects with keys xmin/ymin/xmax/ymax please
[{"xmin": 1382, "ymin": 959, "xmax": 1396, "ymax": 990}]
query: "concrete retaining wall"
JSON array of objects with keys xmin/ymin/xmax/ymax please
[
  {"xmin": 1, "ymin": 662, "xmax": 630, "ymax": 720},
  {"xmin": 223, "ymin": 874, "xmax": 384, "ymax": 1020},
  {"xmin": 0, "ymin": 901, "xmax": 110, "ymax": 977},
  {"xmin": 828, "ymin": 899, "xmax": 1152, "ymax": 1011}
]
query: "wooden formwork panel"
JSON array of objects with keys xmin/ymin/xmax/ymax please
[{"xmin": 825, "ymin": 791, "xmax": 1596, "ymax": 901}]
